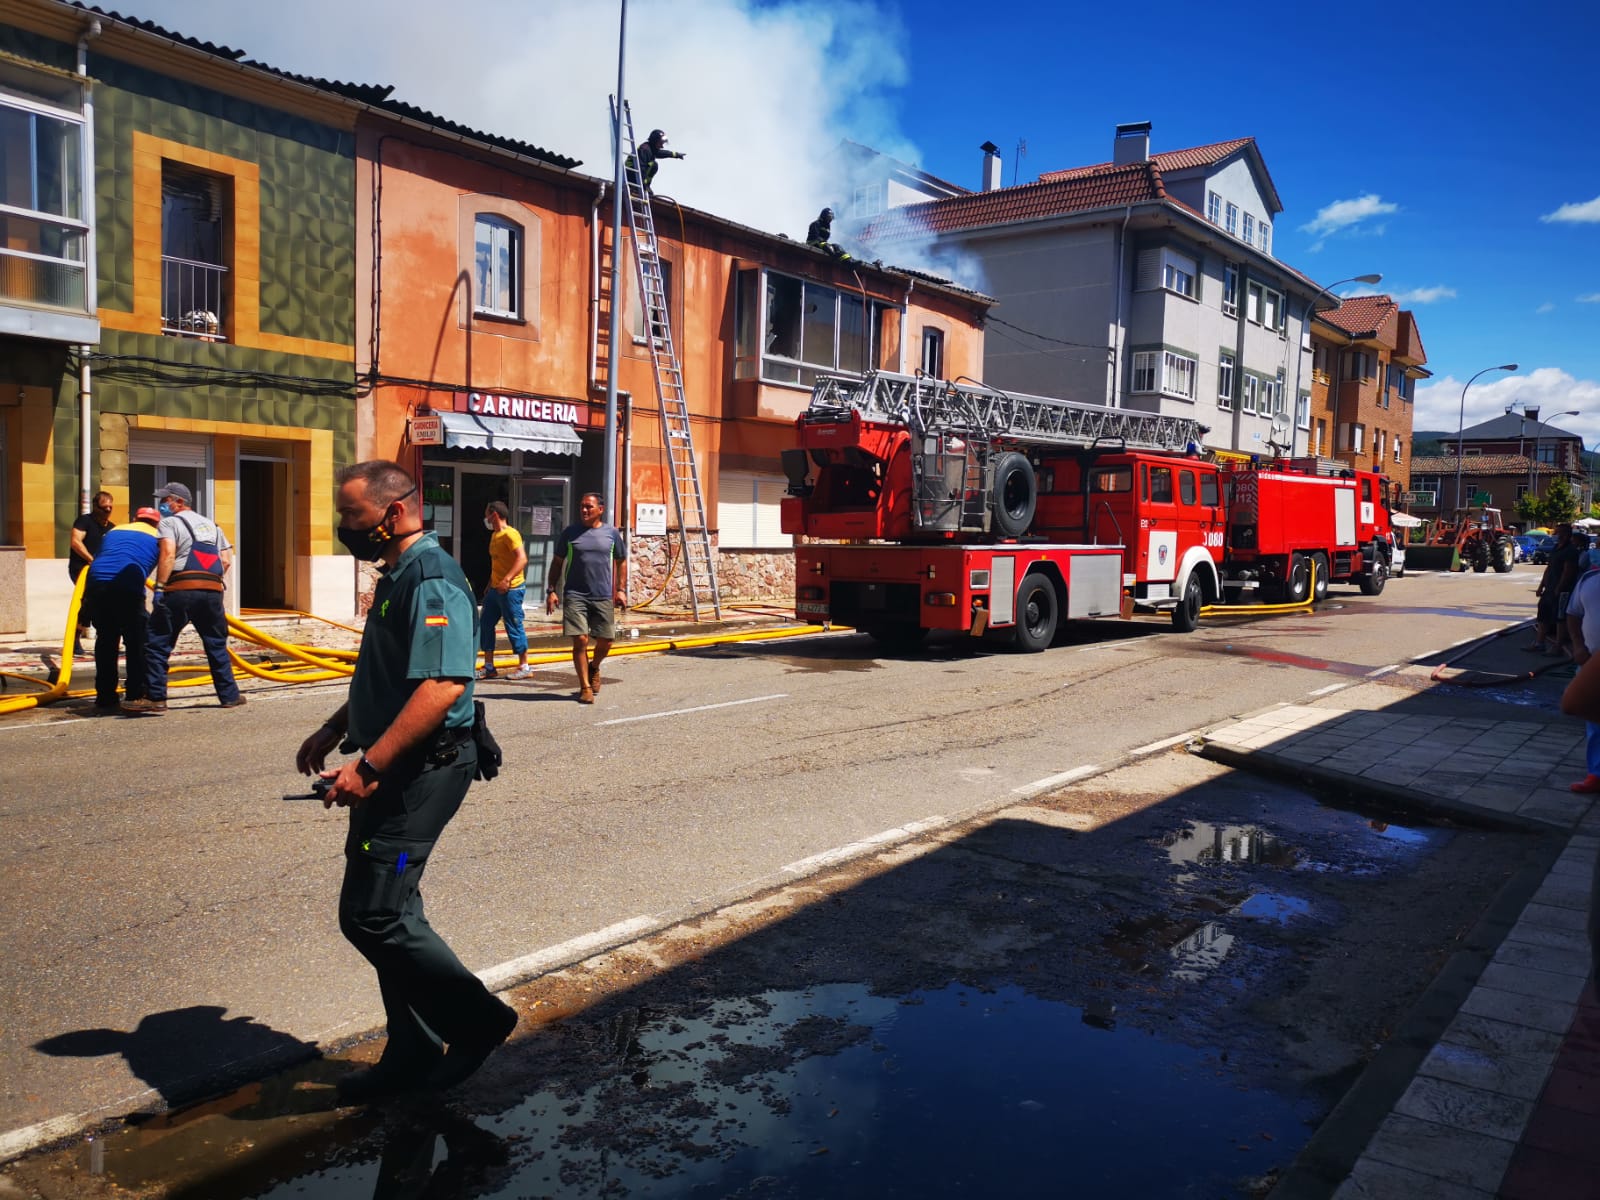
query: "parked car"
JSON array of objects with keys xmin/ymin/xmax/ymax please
[
  {"xmin": 1513, "ymin": 534, "xmax": 1541, "ymax": 562},
  {"xmin": 1532, "ymin": 536, "xmax": 1558, "ymax": 564}
]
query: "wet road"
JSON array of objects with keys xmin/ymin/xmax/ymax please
[{"xmin": 0, "ymin": 568, "xmax": 1548, "ymax": 1190}]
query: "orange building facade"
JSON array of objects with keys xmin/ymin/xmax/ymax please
[
  {"xmin": 355, "ymin": 113, "xmax": 991, "ymax": 604},
  {"xmin": 1306, "ymin": 295, "xmax": 1428, "ymax": 486}
]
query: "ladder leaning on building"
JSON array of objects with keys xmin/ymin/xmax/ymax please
[{"xmin": 611, "ymin": 97, "xmax": 721, "ymax": 620}]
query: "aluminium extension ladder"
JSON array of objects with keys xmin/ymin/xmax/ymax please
[{"xmin": 612, "ymin": 97, "xmax": 721, "ymax": 620}]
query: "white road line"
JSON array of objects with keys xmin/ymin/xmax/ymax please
[
  {"xmin": 1129, "ymin": 733, "xmax": 1193, "ymax": 757},
  {"xmin": 1012, "ymin": 764, "xmax": 1101, "ymax": 799},
  {"xmin": 1307, "ymin": 682, "xmax": 1348, "ymax": 696},
  {"xmin": 1366, "ymin": 664, "xmax": 1400, "ymax": 678},
  {"xmin": 596, "ymin": 693, "xmax": 788, "ymax": 726},
  {"xmin": 781, "ymin": 816, "xmax": 950, "ymax": 876},
  {"xmin": 477, "ymin": 916, "xmax": 657, "ymax": 992}
]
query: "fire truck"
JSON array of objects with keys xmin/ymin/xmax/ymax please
[{"xmin": 778, "ymin": 371, "xmax": 1394, "ymax": 649}]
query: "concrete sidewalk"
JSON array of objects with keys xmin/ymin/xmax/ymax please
[{"xmin": 1196, "ymin": 624, "xmax": 1599, "ymax": 1200}]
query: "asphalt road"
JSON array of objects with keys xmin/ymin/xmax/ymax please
[{"xmin": 0, "ymin": 565, "xmax": 1543, "ymax": 1154}]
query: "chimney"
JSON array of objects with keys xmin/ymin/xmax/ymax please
[
  {"xmin": 1113, "ymin": 121, "xmax": 1151, "ymax": 166},
  {"xmin": 980, "ymin": 141, "xmax": 1001, "ymax": 191}
]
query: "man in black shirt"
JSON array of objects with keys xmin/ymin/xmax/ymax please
[{"xmin": 68, "ymin": 491, "xmax": 115, "ymax": 652}]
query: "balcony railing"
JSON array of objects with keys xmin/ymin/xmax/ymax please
[
  {"xmin": 0, "ymin": 246, "xmax": 87, "ymax": 310},
  {"xmin": 161, "ymin": 255, "xmax": 228, "ymax": 341}
]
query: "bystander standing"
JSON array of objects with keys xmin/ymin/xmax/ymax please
[
  {"xmin": 1530, "ymin": 523, "xmax": 1576, "ymax": 654},
  {"xmin": 68, "ymin": 491, "xmax": 116, "ymax": 653},
  {"xmin": 478, "ymin": 502, "xmax": 532, "ymax": 680},
  {"xmin": 1564, "ymin": 546, "xmax": 1600, "ymax": 794},
  {"xmin": 545, "ymin": 493, "xmax": 627, "ymax": 704},
  {"xmin": 294, "ymin": 460, "xmax": 517, "ymax": 1102},
  {"xmin": 83, "ymin": 508, "xmax": 161, "ymax": 714}
]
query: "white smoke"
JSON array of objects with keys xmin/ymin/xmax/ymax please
[{"xmin": 115, "ymin": 0, "xmax": 920, "ymax": 241}]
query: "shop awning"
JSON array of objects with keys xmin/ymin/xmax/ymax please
[{"xmin": 439, "ymin": 412, "xmax": 581, "ymax": 455}]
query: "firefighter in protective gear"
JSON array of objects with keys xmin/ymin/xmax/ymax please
[
  {"xmin": 632, "ymin": 129, "xmax": 684, "ymax": 193},
  {"xmin": 807, "ymin": 207, "xmax": 851, "ymax": 260}
]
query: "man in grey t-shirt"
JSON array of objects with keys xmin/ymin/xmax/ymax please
[{"xmin": 546, "ymin": 493, "xmax": 627, "ymax": 704}]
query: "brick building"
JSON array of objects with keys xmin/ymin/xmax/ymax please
[{"xmin": 1306, "ymin": 294, "xmax": 1427, "ymax": 484}]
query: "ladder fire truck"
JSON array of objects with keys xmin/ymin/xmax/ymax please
[{"xmin": 778, "ymin": 371, "xmax": 1394, "ymax": 649}]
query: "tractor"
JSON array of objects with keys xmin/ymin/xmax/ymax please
[{"xmin": 1406, "ymin": 507, "xmax": 1517, "ymax": 573}]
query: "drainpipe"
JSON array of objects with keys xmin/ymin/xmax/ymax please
[
  {"xmin": 77, "ymin": 19, "xmax": 101, "ymax": 515},
  {"xmin": 621, "ymin": 389, "xmax": 632, "ymax": 605},
  {"xmin": 1109, "ymin": 206, "xmax": 1132, "ymax": 406},
  {"xmin": 899, "ymin": 278, "xmax": 914, "ymax": 373},
  {"xmin": 1229, "ymin": 265, "xmax": 1249, "ymax": 454},
  {"xmin": 588, "ymin": 180, "xmax": 607, "ymax": 390}
]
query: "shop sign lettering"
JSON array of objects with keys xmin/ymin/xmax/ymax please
[{"xmin": 463, "ymin": 392, "xmax": 580, "ymax": 424}]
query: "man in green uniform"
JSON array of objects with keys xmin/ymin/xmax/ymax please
[{"xmin": 295, "ymin": 461, "xmax": 517, "ymax": 1102}]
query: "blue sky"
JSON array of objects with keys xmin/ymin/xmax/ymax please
[{"xmin": 120, "ymin": 0, "xmax": 1600, "ymax": 447}]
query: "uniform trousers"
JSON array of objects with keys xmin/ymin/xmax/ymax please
[
  {"xmin": 146, "ymin": 589, "xmax": 241, "ymax": 704},
  {"xmin": 86, "ymin": 584, "xmax": 149, "ymax": 706},
  {"xmin": 339, "ymin": 738, "xmax": 501, "ymax": 1066}
]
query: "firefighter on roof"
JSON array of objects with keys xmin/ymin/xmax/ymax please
[
  {"xmin": 632, "ymin": 129, "xmax": 684, "ymax": 193},
  {"xmin": 807, "ymin": 207, "xmax": 851, "ymax": 260}
]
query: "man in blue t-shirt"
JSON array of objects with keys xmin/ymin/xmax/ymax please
[
  {"xmin": 84, "ymin": 507, "xmax": 162, "ymax": 712},
  {"xmin": 546, "ymin": 493, "xmax": 627, "ymax": 703}
]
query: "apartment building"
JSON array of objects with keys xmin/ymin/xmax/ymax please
[{"xmin": 1306, "ymin": 294, "xmax": 1426, "ymax": 482}]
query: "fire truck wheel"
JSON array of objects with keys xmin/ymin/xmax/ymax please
[
  {"xmin": 1013, "ymin": 572, "xmax": 1058, "ymax": 652},
  {"xmin": 1360, "ymin": 558, "xmax": 1388, "ymax": 596},
  {"xmin": 990, "ymin": 452, "xmax": 1037, "ymax": 538},
  {"xmin": 1284, "ymin": 554, "xmax": 1311, "ymax": 603},
  {"xmin": 1171, "ymin": 573, "xmax": 1203, "ymax": 633},
  {"xmin": 1311, "ymin": 553, "xmax": 1331, "ymax": 601}
]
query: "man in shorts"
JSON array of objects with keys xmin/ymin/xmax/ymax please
[{"xmin": 546, "ymin": 493, "xmax": 627, "ymax": 704}]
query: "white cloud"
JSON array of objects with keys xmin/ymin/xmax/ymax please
[
  {"xmin": 1414, "ymin": 368, "xmax": 1600, "ymax": 447},
  {"xmin": 1389, "ymin": 286, "xmax": 1456, "ymax": 304},
  {"xmin": 1541, "ymin": 196, "xmax": 1600, "ymax": 224},
  {"xmin": 1579, "ymin": 294, "xmax": 1600, "ymax": 304},
  {"xmin": 1537, "ymin": 302, "xmax": 1556, "ymax": 314},
  {"xmin": 1299, "ymin": 194, "xmax": 1399, "ymax": 238},
  {"xmin": 115, "ymin": 0, "xmax": 916, "ymax": 239}
]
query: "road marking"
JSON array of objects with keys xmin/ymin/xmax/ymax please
[
  {"xmin": 596, "ymin": 693, "xmax": 788, "ymax": 726},
  {"xmin": 781, "ymin": 816, "xmax": 950, "ymax": 876},
  {"xmin": 1366, "ymin": 665, "xmax": 1400, "ymax": 678},
  {"xmin": 477, "ymin": 916, "xmax": 656, "ymax": 992},
  {"xmin": 1129, "ymin": 733, "xmax": 1193, "ymax": 757},
  {"xmin": 1308, "ymin": 682, "xmax": 1349, "ymax": 696},
  {"xmin": 1012, "ymin": 765, "xmax": 1101, "ymax": 799}
]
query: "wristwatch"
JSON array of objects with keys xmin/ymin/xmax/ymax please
[{"xmin": 355, "ymin": 756, "xmax": 381, "ymax": 785}]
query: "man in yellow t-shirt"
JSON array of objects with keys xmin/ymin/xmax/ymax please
[{"xmin": 479, "ymin": 501, "xmax": 531, "ymax": 679}]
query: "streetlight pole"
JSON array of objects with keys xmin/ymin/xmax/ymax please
[
  {"xmin": 1454, "ymin": 362, "xmax": 1519, "ymax": 511},
  {"xmin": 1295, "ymin": 274, "xmax": 1382, "ymax": 458}
]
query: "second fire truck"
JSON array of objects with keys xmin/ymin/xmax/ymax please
[{"xmin": 779, "ymin": 371, "xmax": 1395, "ymax": 649}]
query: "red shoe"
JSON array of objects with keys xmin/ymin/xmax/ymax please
[{"xmin": 1569, "ymin": 775, "xmax": 1600, "ymax": 794}]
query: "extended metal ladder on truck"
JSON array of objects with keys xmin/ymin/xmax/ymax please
[
  {"xmin": 611, "ymin": 97, "xmax": 721, "ymax": 620},
  {"xmin": 802, "ymin": 371, "xmax": 1210, "ymax": 535}
]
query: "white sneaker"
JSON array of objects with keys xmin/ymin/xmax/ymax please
[{"xmin": 507, "ymin": 665, "xmax": 536, "ymax": 680}]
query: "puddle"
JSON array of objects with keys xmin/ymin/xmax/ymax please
[
  {"xmin": 1165, "ymin": 821, "xmax": 1299, "ymax": 868},
  {"xmin": 1237, "ymin": 893, "xmax": 1312, "ymax": 924},
  {"xmin": 113, "ymin": 984, "xmax": 1309, "ymax": 1200},
  {"xmin": 1170, "ymin": 920, "xmax": 1236, "ymax": 981}
]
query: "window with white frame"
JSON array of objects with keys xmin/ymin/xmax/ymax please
[
  {"xmin": 1315, "ymin": 420, "xmax": 1327, "ymax": 454},
  {"xmin": 1218, "ymin": 352, "xmax": 1235, "ymax": 409},
  {"xmin": 1346, "ymin": 423, "xmax": 1365, "ymax": 453},
  {"xmin": 1246, "ymin": 282, "xmax": 1262, "ymax": 323},
  {"xmin": 1225, "ymin": 202, "xmax": 1238, "ymax": 236},
  {"xmin": 852, "ymin": 181, "xmax": 884, "ymax": 219},
  {"xmin": 0, "ymin": 67, "xmax": 90, "ymax": 315},
  {"xmin": 717, "ymin": 473, "xmax": 789, "ymax": 549},
  {"xmin": 1259, "ymin": 221, "xmax": 1271, "ymax": 256},
  {"xmin": 1222, "ymin": 264, "xmax": 1238, "ymax": 316},
  {"xmin": 1394, "ymin": 438, "xmax": 1403, "ymax": 464},
  {"xmin": 1295, "ymin": 391, "xmax": 1310, "ymax": 430},
  {"xmin": 1242, "ymin": 374, "xmax": 1258, "ymax": 414},
  {"xmin": 1161, "ymin": 248, "xmax": 1197, "ymax": 299},
  {"xmin": 1262, "ymin": 286, "xmax": 1283, "ymax": 331},
  {"xmin": 1206, "ymin": 191, "xmax": 1222, "ymax": 225},
  {"xmin": 920, "ymin": 327, "xmax": 944, "ymax": 378},
  {"xmin": 1242, "ymin": 212, "xmax": 1255, "ymax": 245},
  {"xmin": 1375, "ymin": 430, "xmax": 1385, "ymax": 458},
  {"xmin": 1163, "ymin": 351, "xmax": 1197, "ymax": 399},
  {"xmin": 1258, "ymin": 376, "xmax": 1274, "ymax": 416},
  {"xmin": 474, "ymin": 215, "xmax": 522, "ymax": 318},
  {"xmin": 1131, "ymin": 351, "xmax": 1159, "ymax": 393}
]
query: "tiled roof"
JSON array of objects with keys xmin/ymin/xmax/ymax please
[
  {"xmin": 858, "ymin": 162, "xmax": 1163, "ymax": 241},
  {"xmin": 71, "ymin": 4, "xmax": 581, "ymax": 168},
  {"xmin": 1039, "ymin": 137, "xmax": 1255, "ymax": 182},
  {"xmin": 1317, "ymin": 294, "xmax": 1399, "ymax": 345},
  {"xmin": 1409, "ymin": 454, "xmax": 1556, "ymax": 474},
  {"xmin": 1461, "ymin": 414, "xmax": 1582, "ymax": 439}
]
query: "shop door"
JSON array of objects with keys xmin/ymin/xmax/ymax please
[
  {"xmin": 238, "ymin": 457, "xmax": 290, "ymax": 608},
  {"xmin": 514, "ymin": 477, "xmax": 569, "ymax": 598},
  {"xmin": 458, "ymin": 469, "xmax": 511, "ymax": 596}
]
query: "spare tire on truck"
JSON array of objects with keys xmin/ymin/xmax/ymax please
[{"xmin": 989, "ymin": 452, "xmax": 1037, "ymax": 538}]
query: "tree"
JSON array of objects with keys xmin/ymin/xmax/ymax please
[
  {"xmin": 1543, "ymin": 475, "xmax": 1580, "ymax": 526},
  {"xmin": 1515, "ymin": 492, "xmax": 1545, "ymax": 527}
]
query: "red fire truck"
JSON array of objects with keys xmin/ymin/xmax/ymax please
[{"xmin": 779, "ymin": 372, "xmax": 1395, "ymax": 649}]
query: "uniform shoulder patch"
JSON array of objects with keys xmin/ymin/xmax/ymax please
[{"xmin": 424, "ymin": 614, "xmax": 449, "ymax": 627}]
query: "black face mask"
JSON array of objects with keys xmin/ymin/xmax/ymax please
[{"xmin": 337, "ymin": 487, "xmax": 417, "ymax": 562}]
